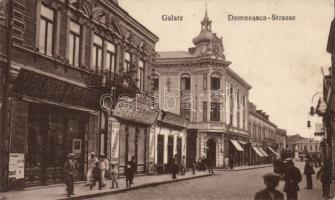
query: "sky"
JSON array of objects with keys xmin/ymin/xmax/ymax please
[{"xmin": 119, "ymin": 0, "xmax": 334, "ymax": 138}]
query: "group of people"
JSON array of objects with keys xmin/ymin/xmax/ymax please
[
  {"xmin": 171, "ymin": 155, "xmax": 186, "ymax": 179},
  {"xmin": 193, "ymin": 155, "xmax": 215, "ymax": 175},
  {"xmin": 257, "ymin": 157, "xmax": 333, "ymax": 200},
  {"xmin": 64, "ymin": 152, "xmax": 137, "ymax": 197}
]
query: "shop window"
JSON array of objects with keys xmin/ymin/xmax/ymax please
[
  {"xmin": 181, "ymin": 74, "xmax": 191, "ymax": 90},
  {"xmin": 210, "ymin": 73, "xmax": 220, "ymax": 90},
  {"xmin": 152, "ymin": 74, "xmax": 159, "ymax": 90},
  {"xmin": 210, "ymin": 102, "xmax": 221, "ymax": 121},
  {"xmin": 106, "ymin": 41, "xmax": 116, "ymax": 73},
  {"xmin": 39, "ymin": 4, "xmax": 54, "ymax": 56},
  {"xmin": 92, "ymin": 34, "xmax": 103, "ymax": 71},
  {"xmin": 124, "ymin": 51, "xmax": 131, "ymax": 72},
  {"xmin": 138, "ymin": 59, "xmax": 145, "ymax": 91},
  {"xmin": 68, "ymin": 21, "xmax": 81, "ymax": 67}
]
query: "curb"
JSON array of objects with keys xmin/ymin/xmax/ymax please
[
  {"xmin": 57, "ymin": 174, "xmax": 212, "ymax": 200},
  {"xmin": 215, "ymin": 165, "xmax": 272, "ymax": 171}
]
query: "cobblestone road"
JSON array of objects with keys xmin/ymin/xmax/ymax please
[{"xmin": 91, "ymin": 161, "xmax": 325, "ymax": 200}]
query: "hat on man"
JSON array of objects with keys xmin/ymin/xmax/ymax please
[
  {"xmin": 67, "ymin": 153, "xmax": 75, "ymax": 158},
  {"xmin": 90, "ymin": 152, "xmax": 95, "ymax": 155},
  {"xmin": 99, "ymin": 153, "xmax": 105, "ymax": 157},
  {"xmin": 263, "ymin": 172, "xmax": 280, "ymax": 182}
]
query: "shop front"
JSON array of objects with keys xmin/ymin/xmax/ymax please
[
  {"xmin": 111, "ymin": 96, "xmax": 159, "ymax": 174},
  {"xmin": 8, "ymin": 69, "xmax": 100, "ymax": 189},
  {"xmin": 153, "ymin": 111, "xmax": 187, "ymax": 174}
]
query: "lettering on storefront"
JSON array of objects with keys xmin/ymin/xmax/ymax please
[
  {"xmin": 113, "ymin": 99, "xmax": 158, "ymax": 125},
  {"xmin": 12, "ymin": 69, "xmax": 101, "ymax": 109},
  {"xmin": 161, "ymin": 112, "xmax": 187, "ymax": 128}
]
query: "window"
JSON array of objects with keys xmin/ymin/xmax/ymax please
[
  {"xmin": 138, "ymin": 59, "xmax": 145, "ymax": 91},
  {"xmin": 181, "ymin": 74, "xmax": 191, "ymax": 90},
  {"xmin": 180, "ymin": 106, "xmax": 190, "ymax": 120},
  {"xmin": 210, "ymin": 73, "xmax": 220, "ymax": 90},
  {"xmin": 237, "ymin": 111, "xmax": 240, "ymax": 128},
  {"xmin": 203, "ymin": 74, "xmax": 207, "ymax": 90},
  {"xmin": 237, "ymin": 89, "xmax": 240, "ymax": 110},
  {"xmin": 203, "ymin": 102, "xmax": 207, "ymax": 121},
  {"xmin": 106, "ymin": 41, "xmax": 116, "ymax": 73},
  {"xmin": 152, "ymin": 74, "xmax": 159, "ymax": 91},
  {"xmin": 229, "ymin": 84, "xmax": 233, "ymax": 125},
  {"xmin": 124, "ymin": 51, "xmax": 131, "ymax": 72},
  {"xmin": 92, "ymin": 34, "xmax": 102, "ymax": 71},
  {"xmin": 210, "ymin": 102, "xmax": 221, "ymax": 121},
  {"xmin": 39, "ymin": 4, "xmax": 54, "ymax": 56},
  {"xmin": 69, "ymin": 21, "xmax": 81, "ymax": 67}
]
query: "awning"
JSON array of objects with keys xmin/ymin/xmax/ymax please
[
  {"xmin": 252, "ymin": 146, "xmax": 263, "ymax": 157},
  {"xmin": 238, "ymin": 140, "xmax": 247, "ymax": 145},
  {"xmin": 231, "ymin": 140, "xmax": 244, "ymax": 152},
  {"xmin": 267, "ymin": 147, "xmax": 279, "ymax": 156},
  {"xmin": 258, "ymin": 147, "xmax": 269, "ymax": 157}
]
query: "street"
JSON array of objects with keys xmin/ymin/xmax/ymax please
[{"xmin": 90, "ymin": 162, "xmax": 324, "ymax": 200}]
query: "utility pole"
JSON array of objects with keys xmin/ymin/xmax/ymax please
[{"xmin": 0, "ymin": 0, "xmax": 13, "ymax": 192}]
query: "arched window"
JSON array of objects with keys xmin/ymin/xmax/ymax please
[
  {"xmin": 210, "ymin": 73, "xmax": 221, "ymax": 90},
  {"xmin": 181, "ymin": 73, "xmax": 191, "ymax": 91}
]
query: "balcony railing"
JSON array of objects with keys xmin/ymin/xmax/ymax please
[{"xmin": 88, "ymin": 70, "xmax": 117, "ymax": 88}]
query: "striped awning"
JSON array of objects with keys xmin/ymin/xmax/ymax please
[
  {"xmin": 238, "ymin": 140, "xmax": 247, "ymax": 145},
  {"xmin": 267, "ymin": 147, "xmax": 279, "ymax": 156},
  {"xmin": 258, "ymin": 147, "xmax": 269, "ymax": 157},
  {"xmin": 252, "ymin": 146, "xmax": 264, "ymax": 157},
  {"xmin": 231, "ymin": 140, "xmax": 244, "ymax": 152}
]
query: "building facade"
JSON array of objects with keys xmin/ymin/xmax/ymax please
[
  {"xmin": 153, "ymin": 11, "xmax": 251, "ymax": 168},
  {"xmin": 0, "ymin": 0, "xmax": 159, "ymax": 190},
  {"xmin": 295, "ymin": 138, "xmax": 321, "ymax": 160},
  {"xmin": 248, "ymin": 103, "xmax": 278, "ymax": 165},
  {"xmin": 275, "ymin": 128, "xmax": 287, "ymax": 153}
]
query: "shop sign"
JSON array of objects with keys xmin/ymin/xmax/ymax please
[
  {"xmin": 9, "ymin": 153, "xmax": 24, "ymax": 179},
  {"xmin": 113, "ymin": 99, "xmax": 158, "ymax": 125},
  {"xmin": 161, "ymin": 112, "xmax": 187, "ymax": 128},
  {"xmin": 12, "ymin": 69, "xmax": 101, "ymax": 110},
  {"xmin": 111, "ymin": 121, "xmax": 120, "ymax": 164}
]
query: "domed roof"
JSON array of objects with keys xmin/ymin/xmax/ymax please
[{"xmin": 192, "ymin": 30, "xmax": 214, "ymax": 45}]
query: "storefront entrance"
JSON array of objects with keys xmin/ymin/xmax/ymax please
[
  {"xmin": 25, "ymin": 103, "xmax": 88, "ymax": 186},
  {"xmin": 206, "ymin": 138, "xmax": 216, "ymax": 167}
]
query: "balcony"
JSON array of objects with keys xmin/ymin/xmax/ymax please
[{"xmin": 88, "ymin": 70, "xmax": 116, "ymax": 88}]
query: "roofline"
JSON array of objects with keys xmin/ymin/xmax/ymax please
[
  {"xmin": 102, "ymin": 0, "xmax": 159, "ymax": 43},
  {"xmin": 249, "ymin": 111, "xmax": 277, "ymax": 128},
  {"xmin": 226, "ymin": 67, "xmax": 252, "ymax": 90},
  {"xmin": 154, "ymin": 56, "xmax": 232, "ymax": 66}
]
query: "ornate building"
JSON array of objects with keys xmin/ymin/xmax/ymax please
[
  {"xmin": 0, "ymin": 0, "xmax": 158, "ymax": 190},
  {"xmin": 153, "ymin": 10, "xmax": 251, "ymax": 168}
]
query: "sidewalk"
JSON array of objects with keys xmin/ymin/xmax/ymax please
[
  {"xmin": 215, "ymin": 164, "xmax": 273, "ymax": 171},
  {"xmin": 0, "ymin": 171, "xmax": 211, "ymax": 200}
]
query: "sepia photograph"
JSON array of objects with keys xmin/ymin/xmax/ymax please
[{"xmin": 0, "ymin": 0, "xmax": 334, "ymax": 199}]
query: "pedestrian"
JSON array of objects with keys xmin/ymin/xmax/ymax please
[
  {"xmin": 86, "ymin": 152, "xmax": 98, "ymax": 186},
  {"xmin": 207, "ymin": 155, "xmax": 214, "ymax": 175},
  {"xmin": 90, "ymin": 162, "xmax": 102, "ymax": 190},
  {"xmin": 317, "ymin": 160, "xmax": 333, "ymax": 198},
  {"xmin": 254, "ymin": 173, "xmax": 284, "ymax": 200},
  {"xmin": 304, "ymin": 157, "xmax": 315, "ymax": 189},
  {"xmin": 283, "ymin": 158, "xmax": 302, "ymax": 200},
  {"xmin": 179, "ymin": 155, "xmax": 186, "ymax": 176},
  {"xmin": 129, "ymin": 156, "xmax": 136, "ymax": 185},
  {"xmin": 110, "ymin": 164, "xmax": 118, "ymax": 189},
  {"xmin": 125, "ymin": 160, "xmax": 134, "ymax": 188},
  {"xmin": 192, "ymin": 160, "xmax": 197, "ymax": 175},
  {"xmin": 224, "ymin": 156, "xmax": 229, "ymax": 169},
  {"xmin": 64, "ymin": 153, "xmax": 76, "ymax": 197},
  {"xmin": 229, "ymin": 154, "xmax": 234, "ymax": 170},
  {"xmin": 201, "ymin": 156, "xmax": 207, "ymax": 171},
  {"xmin": 99, "ymin": 154, "xmax": 109, "ymax": 188},
  {"xmin": 172, "ymin": 154, "xmax": 178, "ymax": 179},
  {"xmin": 197, "ymin": 157, "xmax": 202, "ymax": 171}
]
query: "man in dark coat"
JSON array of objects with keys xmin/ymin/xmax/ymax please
[
  {"xmin": 283, "ymin": 159, "xmax": 302, "ymax": 200},
  {"xmin": 129, "ymin": 156, "xmax": 136, "ymax": 185},
  {"xmin": 207, "ymin": 155, "xmax": 214, "ymax": 175},
  {"xmin": 304, "ymin": 158, "xmax": 315, "ymax": 189},
  {"xmin": 172, "ymin": 155, "xmax": 178, "ymax": 179},
  {"xmin": 254, "ymin": 173, "xmax": 284, "ymax": 200},
  {"xmin": 64, "ymin": 153, "xmax": 77, "ymax": 197},
  {"xmin": 317, "ymin": 160, "xmax": 333, "ymax": 198}
]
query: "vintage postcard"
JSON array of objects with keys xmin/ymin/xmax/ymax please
[{"xmin": 0, "ymin": 0, "xmax": 334, "ymax": 199}]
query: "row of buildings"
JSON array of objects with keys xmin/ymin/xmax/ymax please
[{"xmin": 0, "ymin": 0, "xmax": 286, "ymax": 191}]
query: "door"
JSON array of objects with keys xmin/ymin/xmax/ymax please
[
  {"xmin": 206, "ymin": 138, "xmax": 216, "ymax": 167},
  {"xmin": 167, "ymin": 136, "xmax": 174, "ymax": 172}
]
